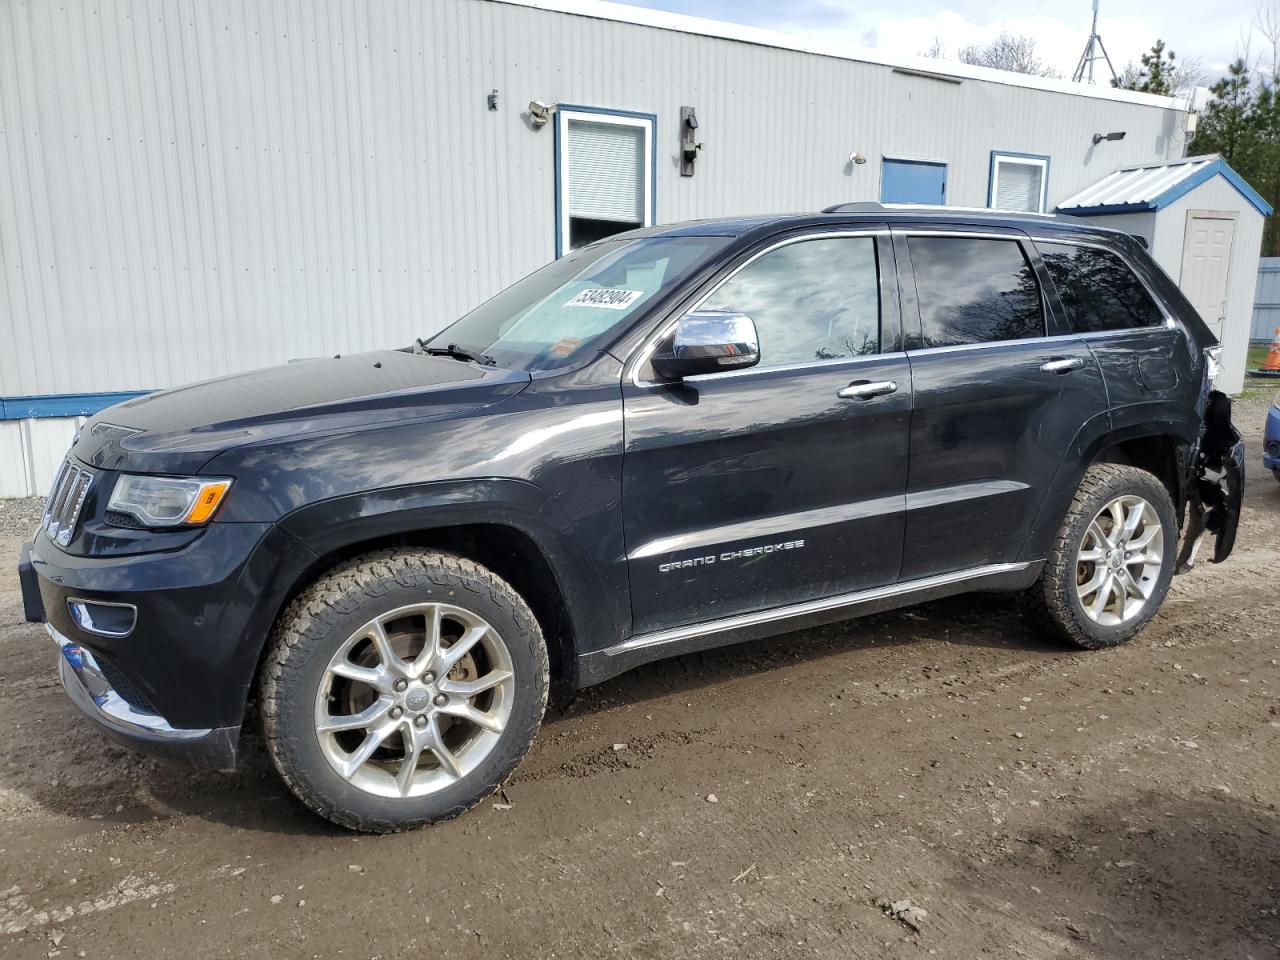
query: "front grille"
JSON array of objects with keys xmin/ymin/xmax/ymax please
[
  {"xmin": 96, "ymin": 654, "xmax": 160, "ymax": 715},
  {"xmin": 42, "ymin": 459, "xmax": 95, "ymax": 547}
]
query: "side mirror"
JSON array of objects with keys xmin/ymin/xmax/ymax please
[{"xmin": 651, "ymin": 311, "xmax": 760, "ymax": 380}]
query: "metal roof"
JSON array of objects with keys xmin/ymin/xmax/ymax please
[
  {"xmin": 497, "ymin": 0, "xmax": 1186, "ymax": 110},
  {"xmin": 1056, "ymin": 154, "xmax": 1273, "ymax": 217}
]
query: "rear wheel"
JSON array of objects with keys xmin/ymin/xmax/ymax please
[
  {"xmin": 1022, "ymin": 463, "xmax": 1177, "ymax": 650},
  {"xmin": 261, "ymin": 549, "xmax": 549, "ymax": 832}
]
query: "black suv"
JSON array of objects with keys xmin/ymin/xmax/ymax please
[{"xmin": 18, "ymin": 208, "xmax": 1243, "ymax": 831}]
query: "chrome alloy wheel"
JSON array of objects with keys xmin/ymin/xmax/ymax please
[
  {"xmin": 1075, "ymin": 494, "xmax": 1164, "ymax": 627},
  {"xmin": 314, "ymin": 603, "xmax": 516, "ymax": 799}
]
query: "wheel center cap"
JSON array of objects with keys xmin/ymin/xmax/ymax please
[
  {"xmin": 1107, "ymin": 549, "xmax": 1124, "ymax": 571},
  {"xmin": 404, "ymin": 687, "xmax": 430, "ymax": 712}
]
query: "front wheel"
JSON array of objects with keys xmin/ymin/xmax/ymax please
[
  {"xmin": 1022, "ymin": 463, "xmax": 1177, "ymax": 650},
  {"xmin": 261, "ymin": 549, "xmax": 549, "ymax": 832}
]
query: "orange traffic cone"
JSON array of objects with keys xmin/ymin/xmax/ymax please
[{"xmin": 1263, "ymin": 327, "xmax": 1280, "ymax": 373}]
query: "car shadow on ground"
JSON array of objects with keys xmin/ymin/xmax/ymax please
[
  {"xmin": 943, "ymin": 790, "xmax": 1280, "ymax": 957},
  {"xmin": 16, "ymin": 591, "xmax": 1063, "ymax": 836},
  {"xmin": 547, "ymin": 591, "xmax": 1064, "ymax": 720}
]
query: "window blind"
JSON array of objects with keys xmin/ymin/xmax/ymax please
[
  {"xmin": 994, "ymin": 160, "xmax": 1044, "ymax": 213},
  {"xmin": 566, "ymin": 120, "xmax": 646, "ymax": 224}
]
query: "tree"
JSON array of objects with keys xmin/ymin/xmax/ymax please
[
  {"xmin": 959, "ymin": 33, "xmax": 1062, "ymax": 78},
  {"xmin": 1113, "ymin": 40, "xmax": 1203, "ymax": 95},
  {"xmin": 1191, "ymin": 58, "xmax": 1259, "ymax": 162}
]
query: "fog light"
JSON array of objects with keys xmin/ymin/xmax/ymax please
[{"xmin": 67, "ymin": 598, "xmax": 137, "ymax": 638}]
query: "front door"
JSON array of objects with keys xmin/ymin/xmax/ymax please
[
  {"xmin": 1180, "ymin": 212, "xmax": 1236, "ymax": 339},
  {"xmin": 895, "ymin": 230, "xmax": 1112, "ymax": 580},
  {"xmin": 622, "ymin": 231, "xmax": 911, "ymax": 636}
]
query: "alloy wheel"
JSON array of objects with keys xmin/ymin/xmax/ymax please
[
  {"xmin": 313, "ymin": 603, "xmax": 516, "ymax": 798},
  {"xmin": 1074, "ymin": 494, "xmax": 1164, "ymax": 627}
]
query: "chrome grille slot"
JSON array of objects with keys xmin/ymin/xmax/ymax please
[{"xmin": 43, "ymin": 459, "xmax": 95, "ymax": 546}]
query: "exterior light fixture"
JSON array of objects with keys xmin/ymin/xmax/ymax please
[
  {"xmin": 528, "ymin": 100, "xmax": 554, "ymax": 127},
  {"xmin": 848, "ymin": 152, "xmax": 867, "ymax": 165},
  {"xmin": 680, "ymin": 106, "xmax": 702, "ymax": 176},
  {"xmin": 1092, "ymin": 130, "xmax": 1126, "ymax": 144}
]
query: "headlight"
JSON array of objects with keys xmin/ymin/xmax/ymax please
[{"xmin": 107, "ymin": 475, "xmax": 233, "ymax": 527}]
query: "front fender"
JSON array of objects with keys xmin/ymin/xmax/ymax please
[{"xmin": 276, "ymin": 478, "xmax": 627, "ymax": 671}]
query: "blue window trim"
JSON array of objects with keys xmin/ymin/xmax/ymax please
[
  {"xmin": 553, "ymin": 104, "xmax": 659, "ymax": 258},
  {"xmin": 0, "ymin": 391, "xmax": 150, "ymax": 421},
  {"xmin": 879, "ymin": 156, "xmax": 948, "ymax": 205},
  {"xmin": 1058, "ymin": 156, "xmax": 1273, "ymax": 217},
  {"xmin": 988, "ymin": 150, "xmax": 1051, "ymax": 212}
]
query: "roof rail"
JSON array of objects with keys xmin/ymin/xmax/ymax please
[{"xmin": 822, "ymin": 201, "xmax": 885, "ymax": 213}]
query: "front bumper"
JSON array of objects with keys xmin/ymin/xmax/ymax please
[
  {"xmin": 50, "ymin": 622, "xmax": 238, "ymax": 769},
  {"xmin": 20, "ymin": 517, "xmax": 313, "ymax": 769}
]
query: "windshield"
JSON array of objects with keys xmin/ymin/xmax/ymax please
[{"xmin": 424, "ymin": 236, "xmax": 732, "ymax": 371}]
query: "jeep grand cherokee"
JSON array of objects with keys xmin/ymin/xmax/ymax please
[{"xmin": 18, "ymin": 208, "xmax": 1244, "ymax": 831}]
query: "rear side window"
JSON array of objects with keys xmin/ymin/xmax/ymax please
[
  {"xmin": 907, "ymin": 236, "xmax": 1045, "ymax": 348},
  {"xmin": 1036, "ymin": 242, "xmax": 1165, "ymax": 333}
]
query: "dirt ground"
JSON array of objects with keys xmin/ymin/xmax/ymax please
[{"xmin": 1, "ymin": 387, "xmax": 1278, "ymax": 960}]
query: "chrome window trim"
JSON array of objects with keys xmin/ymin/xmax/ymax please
[
  {"xmin": 1028, "ymin": 234, "xmax": 1178, "ymax": 331},
  {"xmin": 628, "ymin": 229, "xmax": 888, "ymax": 388},
  {"xmin": 683, "ymin": 349, "xmax": 908, "ymax": 383}
]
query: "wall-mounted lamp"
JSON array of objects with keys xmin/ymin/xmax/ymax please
[
  {"xmin": 528, "ymin": 100, "xmax": 555, "ymax": 128},
  {"xmin": 680, "ymin": 106, "xmax": 703, "ymax": 176},
  {"xmin": 1092, "ymin": 130, "xmax": 1126, "ymax": 144},
  {"xmin": 848, "ymin": 152, "xmax": 867, "ymax": 165}
]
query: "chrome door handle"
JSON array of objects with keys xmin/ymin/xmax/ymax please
[
  {"xmin": 837, "ymin": 380, "xmax": 898, "ymax": 400},
  {"xmin": 1040, "ymin": 357, "xmax": 1086, "ymax": 375}
]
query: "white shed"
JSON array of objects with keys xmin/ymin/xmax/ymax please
[{"xmin": 1057, "ymin": 154, "xmax": 1272, "ymax": 395}]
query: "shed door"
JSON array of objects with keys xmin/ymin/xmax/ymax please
[
  {"xmin": 881, "ymin": 158, "xmax": 947, "ymax": 205},
  {"xmin": 1179, "ymin": 213, "xmax": 1236, "ymax": 338}
]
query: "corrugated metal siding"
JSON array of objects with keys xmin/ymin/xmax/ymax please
[
  {"xmin": 1, "ymin": 0, "xmax": 1191, "ymax": 408},
  {"xmin": 1254, "ymin": 258, "xmax": 1280, "ymax": 342}
]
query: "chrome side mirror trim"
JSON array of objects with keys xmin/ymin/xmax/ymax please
[{"xmin": 651, "ymin": 311, "xmax": 760, "ymax": 380}]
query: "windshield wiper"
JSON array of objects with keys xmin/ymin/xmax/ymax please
[{"xmin": 416, "ymin": 339, "xmax": 496, "ymax": 366}]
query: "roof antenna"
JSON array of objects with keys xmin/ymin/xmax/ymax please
[{"xmin": 1072, "ymin": 0, "xmax": 1117, "ymax": 85}]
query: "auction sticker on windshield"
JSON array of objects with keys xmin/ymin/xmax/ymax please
[{"xmin": 566, "ymin": 288, "xmax": 644, "ymax": 310}]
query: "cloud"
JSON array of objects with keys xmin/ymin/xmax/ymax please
[{"xmin": 624, "ymin": 0, "xmax": 1265, "ymax": 82}]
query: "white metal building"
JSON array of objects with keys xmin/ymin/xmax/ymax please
[{"xmin": 0, "ymin": 0, "xmax": 1253, "ymax": 496}]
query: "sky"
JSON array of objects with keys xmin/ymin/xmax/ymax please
[{"xmin": 623, "ymin": 0, "xmax": 1275, "ymax": 85}]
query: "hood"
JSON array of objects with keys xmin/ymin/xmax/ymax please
[{"xmin": 74, "ymin": 350, "xmax": 531, "ymax": 475}]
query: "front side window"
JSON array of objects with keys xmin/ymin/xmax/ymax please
[
  {"xmin": 990, "ymin": 154, "xmax": 1048, "ymax": 213},
  {"xmin": 1036, "ymin": 241, "xmax": 1165, "ymax": 333},
  {"xmin": 908, "ymin": 236, "xmax": 1045, "ymax": 348},
  {"xmin": 558, "ymin": 110, "xmax": 654, "ymax": 254},
  {"xmin": 426, "ymin": 236, "xmax": 730, "ymax": 371},
  {"xmin": 698, "ymin": 236, "xmax": 882, "ymax": 367}
]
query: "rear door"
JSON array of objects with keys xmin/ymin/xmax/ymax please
[
  {"xmin": 621, "ymin": 229, "xmax": 911, "ymax": 636},
  {"xmin": 895, "ymin": 228, "xmax": 1111, "ymax": 580},
  {"xmin": 1035, "ymin": 238, "xmax": 1192, "ymax": 424}
]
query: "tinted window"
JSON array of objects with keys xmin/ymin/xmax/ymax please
[
  {"xmin": 1036, "ymin": 242, "xmax": 1165, "ymax": 332},
  {"xmin": 908, "ymin": 237, "xmax": 1044, "ymax": 348},
  {"xmin": 700, "ymin": 237, "xmax": 880, "ymax": 367}
]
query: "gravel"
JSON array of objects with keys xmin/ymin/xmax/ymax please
[{"xmin": 0, "ymin": 497, "xmax": 44, "ymax": 538}]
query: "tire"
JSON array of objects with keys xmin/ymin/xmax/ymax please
[
  {"xmin": 261, "ymin": 548, "xmax": 549, "ymax": 832},
  {"xmin": 1021, "ymin": 463, "xmax": 1177, "ymax": 650}
]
